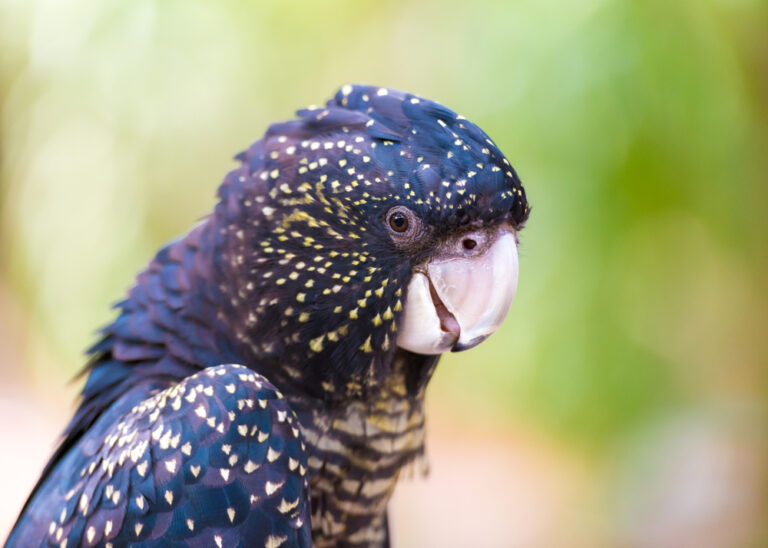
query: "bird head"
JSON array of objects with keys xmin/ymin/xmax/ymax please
[{"xmin": 214, "ymin": 85, "xmax": 529, "ymax": 398}]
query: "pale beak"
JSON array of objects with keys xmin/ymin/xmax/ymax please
[{"xmin": 397, "ymin": 226, "xmax": 519, "ymax": 355}]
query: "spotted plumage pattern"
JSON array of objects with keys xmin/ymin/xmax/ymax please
[
  {"xmin": 14, "ymin": 365, "xmax": 310, "ymax": 547},
  {"xmin": 8, "ymin": 85, "xmax": 529, "ymax": 547}
]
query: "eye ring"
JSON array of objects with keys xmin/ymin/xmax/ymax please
[{"xmin": 385, "ymin": 206, "xmax": 425, "ymax": 248}]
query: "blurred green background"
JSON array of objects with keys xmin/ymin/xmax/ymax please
[{"xmin": 1, "ymin": 0, "xmax": 766, "ymax": 546}]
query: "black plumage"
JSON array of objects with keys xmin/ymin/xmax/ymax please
[{"xmin": 8, "ymin": 85, "xmax": 529, "ymax": 547}]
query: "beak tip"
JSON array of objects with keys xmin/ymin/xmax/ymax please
[{"xmin": 450, "ymin": 334, "xmax": 490, "ymax": 352}]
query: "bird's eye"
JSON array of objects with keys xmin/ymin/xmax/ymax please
[
  {"xmin": 385, "ymin": 206, "xmax": 425, "ymax": 248},
  {"xmin": 386, "ymin": 206, "xmax": 419, "ymax": 236},
  {"xmin": 389, "ymin": 211, "xmax": 409, "ymax": 233}
]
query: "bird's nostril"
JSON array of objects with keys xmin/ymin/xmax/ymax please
[{"xmin": 462, "ymin": 238, "xmax": 477, "ymax": 251}]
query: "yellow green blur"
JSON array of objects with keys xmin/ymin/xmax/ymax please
[{"xmin": 1, "ymin": 0, "xmax": 766, "ymax": 545}]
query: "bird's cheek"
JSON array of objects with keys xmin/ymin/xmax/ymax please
[{"xmin": 397, "ymin": 230, "xmax": 519, "ymax": 355}]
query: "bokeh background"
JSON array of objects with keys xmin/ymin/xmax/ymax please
[{"xmin": 1, "ymin": 0, "xmax": 767, "ymax": 546}]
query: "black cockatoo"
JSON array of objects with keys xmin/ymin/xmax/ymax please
[{"xmin": 8, "ymin": 85, "xmax": 529, "ymax": 547}]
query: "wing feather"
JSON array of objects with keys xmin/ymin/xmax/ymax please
[{"xmin": 8, "ymin": 364, "xmax": 311, "ymax": 548}]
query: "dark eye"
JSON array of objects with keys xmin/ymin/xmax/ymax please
[
  {"xmin": 389, "ymin": 211, "xmax": 409, "ymax": 233},
  {"xmin": 385, "ymin": 206, "xmax": 425, "ymax": 247}
]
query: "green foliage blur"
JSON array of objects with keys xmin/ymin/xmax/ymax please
[
  {"xmin": 2, "ymin": 0, "xmax": 767, "ymax": 440},
  {"xmin": 1, "ymin": 0, "xmax": 767, "ymax": 542}
]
